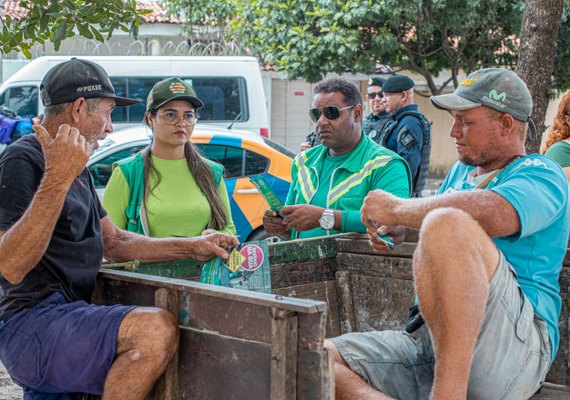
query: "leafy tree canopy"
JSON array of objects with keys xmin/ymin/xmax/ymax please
[
  {"xmin": 0, "ymin": 0, "xmax": 151, "ymax": 57},
  {"xmin": 228, "ymin": 0, "xmax": 524, "ymax": 94}
]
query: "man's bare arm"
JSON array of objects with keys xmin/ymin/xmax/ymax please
[
  {"xmin": 0, "ymin": 125, "xmax": 90, "ymax": 284},
  {"xmin": 362, "ymin": 189, "xmax": 520, "ymax": 238},
  {"xmin": 101, "ymin": 216, "xmax": 238, "ymax": 263}
]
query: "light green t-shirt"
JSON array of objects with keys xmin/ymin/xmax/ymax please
[{"xmin": 103, "ymin": 155, "xmax": 236, "ymax": 238}]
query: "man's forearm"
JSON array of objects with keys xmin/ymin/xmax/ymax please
[{"xmin": 0, "ymin": 174, "xmax": 71, "ymax": 284}]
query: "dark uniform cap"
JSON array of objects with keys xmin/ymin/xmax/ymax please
[
  {"xmin": 430, "ymin": 68, "xmax": 532, "ymax": 122},
  {"xmin": 40, "ymin": 58, "xmax": 139, "ymax": 107},
  {"xmin": 382, "ymin": 75, "xmax": 415, "ymax": 93},
  {"xmin": 368, "ymin": 77, "xmax": 385, "ymax": 87},
  {"xmin": 146, "ymin": 77, "xmax": 204, "ymax": 112}
]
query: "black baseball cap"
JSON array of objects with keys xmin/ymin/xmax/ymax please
[{"xmin": 40, "ymin": 58, "xmax": 139, "ymax": 107}]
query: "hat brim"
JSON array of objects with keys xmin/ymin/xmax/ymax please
[
  {"xmin": 109, "ymin": 95, "xmax": 140, "ymax": 107},
  {"xmin": 152, "ymin": 96, "xmax": 204, "ymax": 111},
  {"xmin": 430, "ymin": 94, "xmax": 481, "ymax": 112}
]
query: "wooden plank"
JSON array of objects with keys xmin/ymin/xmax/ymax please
[
  {"xmin": 336, "ymin": 235, "xmax": 416, "ymax": 258},
  {"xmin": 335, "ymin": 271, "xmax": 356, "ymax": 334},
  {"xmin": 274, "ymin": 281, "xmax": 340, "ymax": 337},
  {"xmin": 97, "ymin": 270, "xmax": 327, "ymax": 314},
  {"xmin": 178, "ymin": 327, "xmax": 272, "ymax": 400},
  {"xmin": 271, "ymin": 308, "xmax": 298, "ymax": 400},
  {"xmin": 271, "ymin": 258, "xmax": 337, "ymax": 289},
  {"xmin": 336, "ymin": 253, "xmax": 415, "ymax": 280},
  {"xmin": 269, "ymin": 235, "xmax": 339, "ymax": 264},
  {"xmin": 153, "ymin": 288, "xmax": 179, "ymax": 400}
]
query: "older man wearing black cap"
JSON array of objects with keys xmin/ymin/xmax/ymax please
[
  {"xmin": 0, "ymin": 58, "xmax": 237, "ymax": 399},
  {"xmin": 377, "ymin": 75, "xmax": 432, "ymax": 197},
  {"xmin": 362, "ymin": 77, "xmax": 391, "ymax": 140},
  {"xmin": 325, "ymin": 68, "xmax": 569, "ymax": 399}
]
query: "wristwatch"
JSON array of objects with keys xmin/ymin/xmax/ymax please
[{"xmin": 319, "ymin": 209, "xmax": 335, "ymax": 231}]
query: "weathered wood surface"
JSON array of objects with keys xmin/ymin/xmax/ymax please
[
  {"xmin": 97, "ymin": 234, "xmax": 570, "ymax": 395},
  {"xmin": 94, "ymin": 270, "xmax": 331, "ymax": 400}
]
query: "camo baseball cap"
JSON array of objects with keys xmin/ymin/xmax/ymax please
[
  {"xmin": 430, "ymin": 68, "xmax": 532, "ymax": 122},
  {"xmin": 146, "ymin": 77, "xmax": 204, "ymax": 112}
]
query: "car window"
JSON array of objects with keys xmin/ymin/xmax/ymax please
[
  {"xmin": 0, "ymin": 86, "xmax": 38, "ymax": 117},
  {"xmin": 244, "ymin": 150, "xmax": 269, "ymax": 176},
  {"xmin": 262, "ymin": 137, "xmax": 296, "ymax": 158},
  {"xmin": 89, "ymin": 145, "xmax": 147, "ymax": 188},
  {"xmin": 108, "ymin": 77, "xmax": 248, "ymax": 124},
  {"xmin": 197, "ymin": 144, "xmax": 269, "ymax": 178},
  {"xmin": 197, "ymin": 144, "xmax": 244, "ymax": 179}
]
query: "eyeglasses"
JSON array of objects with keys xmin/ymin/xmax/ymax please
[
  {"xmin": 309, "ymin": 105, "xmax": 355, "ymax": 123},
  {"xmin": 158, "ymin": 111, "xmax": 198, "ymax": 126},
  {"xmin": 367, "ymin": 92, "xmax": 383, "ymax": 99}
]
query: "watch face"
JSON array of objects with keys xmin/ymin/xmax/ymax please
[{"xmin": 320, "ymin": 211, "xmax": 335, "ymax": 230}]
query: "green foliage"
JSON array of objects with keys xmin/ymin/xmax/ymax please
[
  {"xmin": 553, "ymin": 1, "xmax": 570, "ymax": 92},
  {"xmin": 229, "ymin": 0, "xmax": 523, "ymax": 93},
  {"xmin": 0, "ymin": 0, "xmax": 151, "ymax": 56}
]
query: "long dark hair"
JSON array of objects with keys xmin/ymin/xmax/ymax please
[{"xmin": 143, "ymin": 110, "xmax": 227, "ymax": 230}]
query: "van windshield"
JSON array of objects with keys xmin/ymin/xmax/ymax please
[
  {"xmin": 110, "ymin": 77, "xmax": 248, "ymax": 124},
  {"xmin": 0, "ymin": 86, "xmax": 38, "ymax": 117}
]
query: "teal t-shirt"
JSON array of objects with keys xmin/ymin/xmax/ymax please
[
  {"xmin": 438, "ymin": 155, "xmax": 570, "ymax": 362},
  {"xmin": 545, "ymin": 140, "xmax": 570, "ymax": 167}
]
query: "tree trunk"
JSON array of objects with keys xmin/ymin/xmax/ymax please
[{"xmin": 516, "ymin": 0, "xmax": 564, "ymax": 154}]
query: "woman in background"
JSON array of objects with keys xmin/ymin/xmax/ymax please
[
  {"xmin": 103, "ymin": 77, "xmax": 236, "ymax": 238},
  {"xmin": 543, "ymin": 90, "xmax": 570, "ymax": 182}
]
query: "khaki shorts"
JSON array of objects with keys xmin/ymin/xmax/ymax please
[{"xmin": 331, "ymin": 253, "xmax": 552, "ymax": 400}]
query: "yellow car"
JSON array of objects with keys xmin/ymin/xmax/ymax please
[{"xmin": 88, "ymin": 126, "xmax": 294, "ymax": 241}]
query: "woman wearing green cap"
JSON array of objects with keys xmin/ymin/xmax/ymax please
[{"xmin": 103, "ymin": 77, "xmax": 236, "ymax": 238}]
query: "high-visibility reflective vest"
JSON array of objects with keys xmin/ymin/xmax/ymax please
[{"xmin": 288, "ymin": 133, "xmax": 411, "ymax": 208}]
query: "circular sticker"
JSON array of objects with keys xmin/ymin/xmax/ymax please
[{"xmin": 239, "ymin": 244, "xmax": 265, "ymax": 272}]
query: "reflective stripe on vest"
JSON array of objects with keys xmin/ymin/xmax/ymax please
[
  {"xmin": 328, "ymin": 155, "xmax": 392, "ymax": 205},
  {"xmin": 295, "ymin": 153, "xmax": 318, "ymax": 202}
]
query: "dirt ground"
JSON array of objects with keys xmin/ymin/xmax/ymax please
[{"xmin": 0, "ymin": 363, "xmax": 21, "ymax": 400}]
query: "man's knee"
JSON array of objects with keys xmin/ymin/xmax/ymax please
[
  {"xmin": 118, "ymin": 307, "xmax": 179, "ymax": 362},
  {"xmin": 419, "ymin": 208, "xmax": 477, "ymax": 245}
]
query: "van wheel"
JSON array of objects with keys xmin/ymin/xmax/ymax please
[{"xmin": 247, "ymin": 228, "xmax": 282, "ymax": 244}]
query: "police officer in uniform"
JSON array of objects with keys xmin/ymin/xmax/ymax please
[
  {"xmin": 379, "ymin": 75, "xmax": 431, "ymax": 196},
  {"xmin": 362, "ymin": 77, "xmax": 391, "ymax": 142}
]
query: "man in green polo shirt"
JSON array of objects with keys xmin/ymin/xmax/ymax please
[{"xmin": 263, "ymin": 78, "xmax": 411, "ymax": 239}]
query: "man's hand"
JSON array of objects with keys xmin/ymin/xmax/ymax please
[
  {"xmin": 262, "ymin": 209, "xmax": 289, "ymax": 236},
  {"xmin": 299, "ymin": 141, "xmax": 312, "ymax": 152},
  {"xmin": 34, "ymin": 124, "xmax": 91, "ymax": 184},
  {"xmin": 366, "ymin": 225, "xmax": 408, "ymax": 254},
  {"xmin": 361, "ymin": 190, "xmax": 402, "ymax": 229},
  {"xmin": 186, "ymin": 232, "xmax": 239, "ymax": 261},
  {"xmin": 280, "ymin": 204, "xmax": 323, "ymax": 231}
]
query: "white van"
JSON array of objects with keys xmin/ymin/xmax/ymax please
[{"xmin": 0, "ymin": 56, "xmax": 270, "ymax": 136}]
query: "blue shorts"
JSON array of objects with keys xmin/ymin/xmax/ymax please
[
  {"xmin": 331, "ymin": 252, "xmax": 552, "ymax": 399},
  {"xmin": 0, "ymin": 292, "xmax": 135, "ymax": 399}
]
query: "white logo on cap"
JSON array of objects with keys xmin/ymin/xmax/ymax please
[{"xmin": 77, "ymin": 85, "xmax": 102, "ymax": 93}]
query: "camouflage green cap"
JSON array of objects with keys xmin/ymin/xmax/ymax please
[
  {"xmin": 430, "ymin": 68, "xmax": 532, "ymax": 122},
  {"xmin": 146, "ymin": 77, "xmax": 203, "ymax": 112}
]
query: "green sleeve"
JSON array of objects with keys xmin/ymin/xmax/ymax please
[
  {"xmin": 341, "ymin": 158, "xmax": 411, "ymax": 233},
  {"xmin": 216, "ymin": 178, "xmax": 237, "ymax": 236},
  {"xmin": 545, "ymin": 141, "xmax": 570, "ymax": 167},
  {"xmin": 102, "ymin": 167, "xmax": 130, "ymax": 229}
]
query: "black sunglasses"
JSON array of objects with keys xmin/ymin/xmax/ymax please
[
  {"xmin": 309, "ymin": 105, "xmax": 355, "ymax": 123},
  {"xmin": 367, "ymin": 91, "xmax": 383, "ymax": 99}
]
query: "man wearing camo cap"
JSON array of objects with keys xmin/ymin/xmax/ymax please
[{"xmin": 326, "ymin": 68, "xmax": 570, "ymax": 399}]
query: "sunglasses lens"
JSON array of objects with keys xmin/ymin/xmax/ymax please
[
  {"xmin": 309, "ymin": 108, "xmax": 322, "ymax": 123},
  {"xmin": 368, "ymin": 93, "xmax": 377, "ymax": 99},
  {"xmin": 323, "ymin": 106, "xmax": 341, "ymax": 120}
]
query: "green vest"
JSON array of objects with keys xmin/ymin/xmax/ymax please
[{"xmin": 113, "ymin": 151, "xmax": 224, "ymax": 235}]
